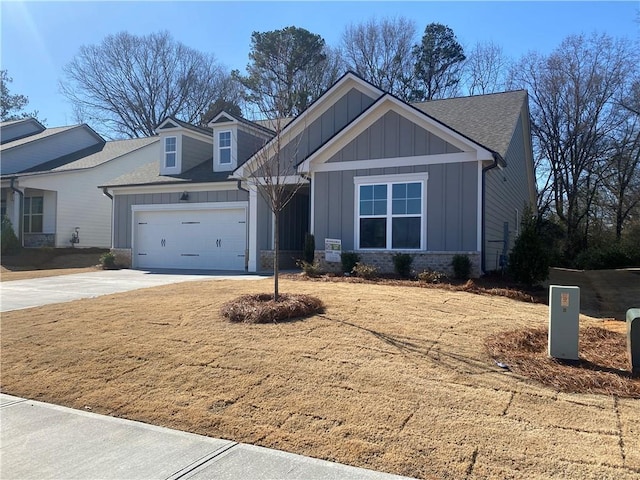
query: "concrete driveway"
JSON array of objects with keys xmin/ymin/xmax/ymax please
[{"xmin": 0, "ymin": 269, "xmax": 267, "ymax": 312}]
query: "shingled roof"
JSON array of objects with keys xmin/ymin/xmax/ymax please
[
  {"xmin": 14, "ymin": 137, "xmax": 160, "ymax": 177},
  {"xmin": 412, "ymin": 90, "xmax": 528, "ymax": 158}
]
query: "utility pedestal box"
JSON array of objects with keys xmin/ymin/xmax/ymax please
[
  {"xmin": 548, "ymin": 285, "xmax": 580, "ymax": 361},
  {"xmin": 627, "ymin": 308, "xmax": 640, "ymax": 377}
]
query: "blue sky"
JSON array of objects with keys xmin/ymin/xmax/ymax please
[{"xmin": 1, "ymin": 1, "xmax": 638, "ymax": 127}]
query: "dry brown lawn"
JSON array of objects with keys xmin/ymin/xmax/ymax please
[{"xmin": 2, "ymin": 278, "xmax": 639, "ymax": 479}]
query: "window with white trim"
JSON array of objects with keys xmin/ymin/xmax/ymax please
[
  {"xmin": 218, "ymin": 131, "xmax": 231, "ymax": 164},
  {"xmin": 358, "ymin": 181, "xmax": 423, "ymax": 249},
  {"xmin": 24, "ymin": 196, "xmax": 43, "ymax": 233},
  {"xmin": 164, "ymin": 136, "xmax": 177, "ymax": 168}
]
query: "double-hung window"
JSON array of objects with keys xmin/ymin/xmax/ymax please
[
  {"xmin": 164, "ymin": 137, "xmax": 177, "ymax": 168},
  {"xmin": 357, "ymin": 178, "xmax": 424, "ymax": 250},
  {"xmin": 218, "ymin": 131, "xmax": 231, "ymax": 165},
  {"xmin": 24, "ymin": 196, "xmax": 43, "ymax": 233}
]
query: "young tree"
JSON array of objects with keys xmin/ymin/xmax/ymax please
[
  {"xmin": 410, "ymin": 23, "xmax": 466, "ymax": 101},
  {"xmin": 60, "ymin": 31, "xmax": 230, "ymax": 138},
  {"xmin": 341, "ymin": 16, "xmax": 416, "ymax": 98},
  {"xmin": 1, "ymin": 70, "xmax": 39, "ymax": 121},
  {"xmin": 238, "ymin": 26, "xmax": 336, "ymax": 118},
  {"xmin": 463, "ymin": 41, "xmax": 510, "ymax": 95}
]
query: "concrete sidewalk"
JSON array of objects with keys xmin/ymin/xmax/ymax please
[
  {"xmin": 0, "ymin": 269, "xmax": 267, "ymax": 312},
  {"xmin": 0, "ymin": 394, "xmax": 414, "ymax": 480}
]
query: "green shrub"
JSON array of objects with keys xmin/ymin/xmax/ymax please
[
  {"xmin": 1, "ymin": 216, "xmax": 20, "ymax": 255},
  {"xmin": 508, "ymin": 209, "xmax": 550, "ymax": 285},
  {"xmin": 573, "ymin": 244, "xmax": 639, "ymax": 270},
  {"xmin": 99, "ymin": 252, "xmax": 117, "ymax": 269},
  {"xmin": 451, "ymin": 254, "xmax": 472, "ymax": 279},
  {"xmin": 417, "ymin": 269, "xmax": 445, "ymax": 284},
  {"xmin": 296, "ymin": 259, "xmax": 322, "ymax": 277},
  {"xmin": 303, "ymin": 233, "xmax": 315, "ymax": 263},
  {"xmin": 340, "ymin": 251, "xmax": 360, "ymax": 273},
  {"xmin": 392, "ymin": 253, "xmax": 413, "ymax": 278},
  {"xmin": 352, "ymin": 262, "xmax": 377, "ymax": 279}
]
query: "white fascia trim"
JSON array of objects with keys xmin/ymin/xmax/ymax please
[
  {"xmin": 299, "ymin": 95, "xmax": 494, "ymax": 173},
  {"xmin": 353, "ymin": 171, "xmax": 429, "ymax": 185},
  {"xmin": 156, "ymin": 123, "xmax": 212, "ymax": 144},
  {"xmin": 110, "ymin": 182, "xmax": 239, "ymax": 195},
  {"xmin": 313, "ymin": 152, "xmax": 477, "ymax": 173},
  {"xmin": 132, "ymin": 201, "xmax": 247, "ymax": 213},
  {"xmin": 245, "ymin": 175, "xmax": 308, "ymax": 187},
  {"xmin": 239, "ymin": 73, "xmax": 383, "ymax": 178}
]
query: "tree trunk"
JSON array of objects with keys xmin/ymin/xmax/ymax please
[{"xmin": 273, "ymin": 210, "xmax": 279, "ymax": 301}]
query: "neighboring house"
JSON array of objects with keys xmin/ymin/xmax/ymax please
[
  {"xmin": 101, "ymin": 72, "xmax": 535, "ymax": 276},
  {"xmin": 0, "ymin": 118, "xmax": 159, "ymax": 248}
]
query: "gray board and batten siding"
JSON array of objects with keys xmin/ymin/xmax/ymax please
[
  {"xmin": 313, "ymin": 108, "xmax": 477, "ymax": 252},
  {"xmin": 181, "ymin": 136, "xmax": 211, "ymax": 172},
  {"xmin": 314, "ymin": 163, "xmax": 478, "ymax": 252},
  {"xmin": 112, "ymin": 189, "xmax": 248, "ymax": 249},
  {"xmin": 259, "ymin": 88, "xmax": 377, "ymax": 174}
]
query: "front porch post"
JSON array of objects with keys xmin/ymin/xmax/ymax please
[{"xmin": 11, "ymin": 189, "xmax": 22, "ymax": 244}]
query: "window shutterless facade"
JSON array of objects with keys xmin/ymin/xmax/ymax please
[
  {"xmin": 218, "ymin": 131, "xmax": 231, "ymax": 165},
  {"xmin": 24, "ymin": 196, "xmax": 44, "ymax": 233},
  {"xmin": 164, "ymin": 136, "xmax": 177, "ymax": 168},
  {"xmin": 355, "ymin": 174, "xmax": 426, "ymax": 250}
]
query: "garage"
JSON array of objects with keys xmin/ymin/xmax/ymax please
[{"xmin": 133, "ymin": 204, "xmax": 247, "ymax": 271}]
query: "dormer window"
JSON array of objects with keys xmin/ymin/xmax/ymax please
[
  {"xmin": 219, "ymin": 131, "xmax": 231, "ymax": 165},
  {"xmin": 164, "ymin": 137, "xmax": 177, "ymax": 168}
]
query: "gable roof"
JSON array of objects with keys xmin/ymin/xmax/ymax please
[
  {"xmin": 11, "ymin": 137, "xmax": 159, "ymax": 177},
  {"xmin": 156, "ymin": 116, "xmax": 212, "ymax": 136},
  {"xmin": 208, "ymin": 110, "xmax": 275, "ymax": 136},
  {"xmin": 0, "ymin": 125, "xmax": 81, "ymax": 152},
  {"xmin": 413, "ymin": 90, "xmax": 527, "ymax": 159}
]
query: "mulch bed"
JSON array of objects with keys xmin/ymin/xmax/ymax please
[
  {"xmin": 485, "ymin": 326, "xmax": 639, "ymax": 398},
  {"xmin": 220, "ymin": 293, "xmax": 324, "ymax": 323}
]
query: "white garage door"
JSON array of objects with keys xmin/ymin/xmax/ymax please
[{"xmin": 134, "ymin": 207, "xmax": 246, "ymax": 270}]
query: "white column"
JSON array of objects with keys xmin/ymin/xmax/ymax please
[
  {"xmin": 11, "ymin": 189, "xmax": 22, "ymax": 237},
  {"xmin": 248, "ymin": 186, "xmax": 258, "ymax": 272}
]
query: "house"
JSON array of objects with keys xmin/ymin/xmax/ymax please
[
  {"xmin": 0, "ymin": 118, "xmax": 159, "ymax": 248},
  {"xmin": 101, "ymin": 72, "xmax": 536, "ymax": 276}
]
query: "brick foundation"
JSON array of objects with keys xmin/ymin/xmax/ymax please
[
  {"xmin": 259, "ymin": 250, "xmax": 304, "ymax": 271},
  {"xmin": 314, "ymin": 250, "xmax": 482, "ymax": 278},
  {"xmin": 111, "ymin": 248, "xmax": 132, "ymax": 268}
]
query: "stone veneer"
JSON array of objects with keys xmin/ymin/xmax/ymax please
[
  {"xmin": 314, "ymin": 250, "xmax": 482, "ymax": 278},
  {"xmin": 111, "ymin": 248, "xmax": 132, "ymax": 268},
  {"xmin": 24, "ymin": 233, "xmax": 55, "ymax": 248},
  {"xmin": 259, "ymin": 250, "xmax": 304, "ymax": 271}
]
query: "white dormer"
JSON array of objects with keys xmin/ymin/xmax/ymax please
[
  {"xmin": 209, "ymin": 112, "xmax": 239, "ymax": 172},
  {"xmin": 156, "ymin": 117, "xmax": 213, "ymax": 175},
  {"xmin": 208, "ymin": 111, "xmax": 274, "ymax": 173}
]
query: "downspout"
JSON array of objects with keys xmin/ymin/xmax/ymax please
[
  {"xmin": 9, "ymin": 177, "xmax": 24, "ymax": 247},
  {"xmin": 101, "ymin": 187, "xmax": 113, "ymax": 200},
  {"xmin": 481, "ymin": 153, "xmax": 501, "ymax": 274}
]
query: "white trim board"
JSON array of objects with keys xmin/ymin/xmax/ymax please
[{"xmin": 312, "ymin": 152, "xmax": 477, "ymax": 173}]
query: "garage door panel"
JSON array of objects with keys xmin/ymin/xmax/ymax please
[{"xmin": 134, "ymin": 207, "xmax": 247, "ymax": 270}]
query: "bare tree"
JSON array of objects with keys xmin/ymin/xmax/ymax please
[
  {"xmin": 60, "ymin": 31, "xmax": 230, "ymax": 138},
  {"xmin": 509, "ymin": 33, "xmax": 636, "ymax": 255},
  {"xmin": 241, "ymin": 41, "xmax": 310, "ymax": 300},
  {"xmin": 341, "ymin": 16, "xmax": 416, "ymax": 98},
  {"xmin": 463, "ymin": 41, "xmax": 510, "ymax": 95}
]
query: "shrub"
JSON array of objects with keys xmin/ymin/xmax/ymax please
[
  {"xmin": 509, "ymin": 209, "xmax": 549, "ymax": 285},
  {"xmin": 352, "ymin": 262, "xmax": 377, "ymax": 279},
  {"xmin": 340, "ymin": 251, "xmax": 360, "ymax": 273},
  {"xmin": 451, "ymin": 254, "xmax": 472, "ymax": 279},
  {"xmin": 303, "ymin": 233, "xmax": 315, "ymax": 263},
  {"xmin": 296, "ymin": 259, "xmax": 322, "ymax": 277},
  {"xmin": 392, "ymin": 253, "xmax": 413, "ymax": 278},
  {"xmin": 573, "ymin": 244, "xmax": 639, "ymax": 270},
  {"xmin": 1, "ymin": 216, "xmax": 20, "ymax": 255},
  {"xmin": 417, "ymin": 269, "xmax": 445, "ymax": 284},
  {"xmin": 220, "ymin": 293, "xmax": 324, "ymax": 323},
  {"xmin": 99, "ymin": 252, "xmax": 117, "ymax": 269}
]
